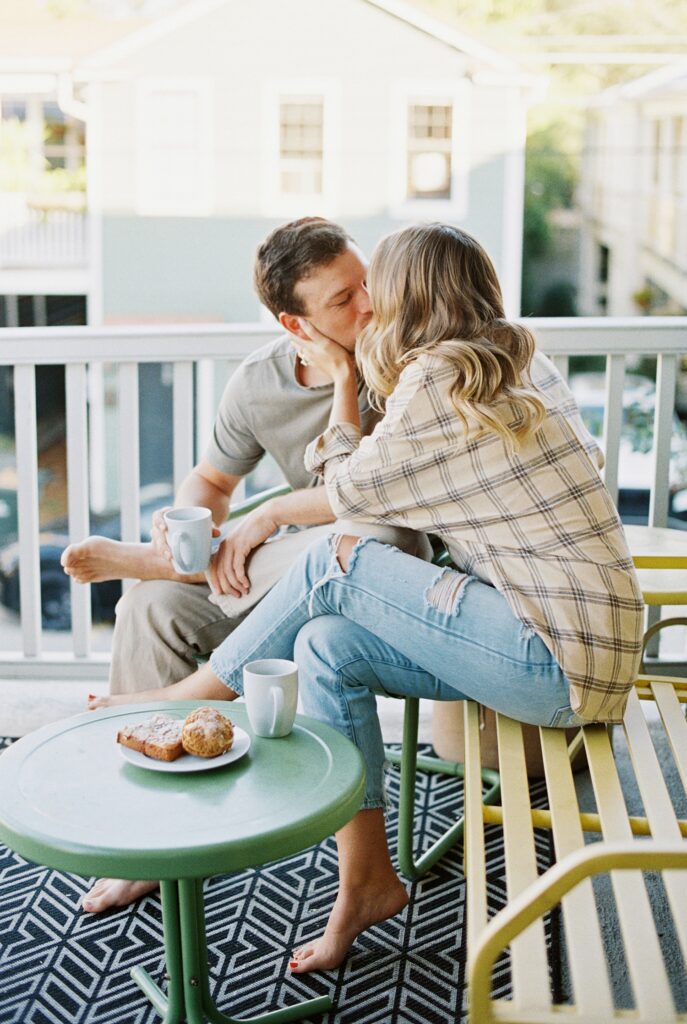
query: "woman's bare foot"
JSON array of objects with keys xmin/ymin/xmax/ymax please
[
  {"xmin": 81, "ymin": 878, "xmax": 158, "ymax": 914},
  {"xmin": 86, "ymin": 692, "xmax": 138, "ymax": 710},
  {"xmin": 61, "ymin": 537, "xmax": 204, "ymax": 585},
  {"xmin": 289, "ymin": 875, "xmax": 408, "ymax": 973}
]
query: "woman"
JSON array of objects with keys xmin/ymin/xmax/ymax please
[{"xmin": 89, "ymin": 224, "xmax": 644, "ymax": 973}]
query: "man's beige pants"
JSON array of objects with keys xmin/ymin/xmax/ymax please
[{"xmin": 110, "ymin": 522, "xmax": 432, "ymax": 695}]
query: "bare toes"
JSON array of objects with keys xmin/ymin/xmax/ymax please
[
  {"xmin": 292, "ymin": 945, "xmax": 314, "ymax": 961},
  {"xmin": 289, "ymin": 947, "xmax": 334, "ymax": 974},
  {"xmin": 82, "ymin": 879, "xmax": 108, "ymax": 902},
  {"xmin": 81, "ymin": 878, "xmax": 158, "ymax": 914},
  {"xmin": 87, "ymin": 697, "xmax": 112, "ymax": 711}
]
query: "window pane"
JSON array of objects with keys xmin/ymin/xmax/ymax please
[
  {"xmin": 43, "ymin": 101, "xmax": 66, "ymax": 146},
  {"xmin": 279, "ymin": 97, "xmax": 324, "ymax": 194},
  {"xmin": 409, "ymin": 103, "xmax": 452, "ymax": 141},
  {"xmin": 18, "ymin": 296, "xmax": 35, "ymax": 327},
  {"xmin": 280, "ymin": 101, "xmax": 323, "ymax": 157},
  {"xmin": 1, "ymin": 98, "xmax": 26, "ymax": 121},
  {"xmin": 407, "ymin": 151, "xmax": 451, "ymax": 199},
  {"xmin": 46, "ymin": 295, "xmax": 87, "ymax": 326},
  {"xmin": 281, "ymin": 161, "xmax": 322, "ymax": 195}
]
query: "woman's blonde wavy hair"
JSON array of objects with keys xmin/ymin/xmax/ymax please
[{"xmin": 357, "ymin": 223, "xmax": 545, "ymax": 450}]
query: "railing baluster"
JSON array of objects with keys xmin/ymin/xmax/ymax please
[
  {"xmin": 118, "ymin": 363, "xmax": 140, "ymax": 591},
  {"xmin": 87, "ymin": 363, "xmax": 107, "ymax": 513},
  {"xmin": 13, "ymin": 365, "xmax": 42, "ymax": 657},
  {"xmin": 173, "ymin": 361, "xmax": 194, "ymax": 494},
  {"xmin": 649, "ymin": 353, "xmax": 677, "ymax": 529},
  {"xmin": 602, "ymin": 353, "xmax": 625, "ymax": 507},
  {"xmin": 195, "ymin": 358, "xmax": 215, "ymax": 461},
  {"xmin": 65, "ymin": 363, "xmax": 91, "ymax": 657}
]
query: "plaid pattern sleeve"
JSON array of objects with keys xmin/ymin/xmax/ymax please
[
  {"xmin": 304, "ymin": 422, "xmax": 363, "ymax": 477},
  {"xmin": 304, "ymin": 349, "xmax": 644, "ymax": 723}
]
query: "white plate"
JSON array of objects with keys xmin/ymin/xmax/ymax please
[{"xmin": 119, "ymin": 726, "xmax": 251, "ymax": 773}]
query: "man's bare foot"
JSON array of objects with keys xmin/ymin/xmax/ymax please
[
  {"xmin": 289, "ymin": 875, "xmax": 408, "ymax": 973},
  {"xmin": 81, "ymin": 878, "xmax": 158, "ymax": 914},
  {"xmin": 61, "ymin": 537, "xmax": 204, "ymax": 585}
]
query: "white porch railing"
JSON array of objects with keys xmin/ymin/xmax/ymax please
[
  {"xmin": 0, "ymin": 194, "xmax": 88, "ymax": 268},
  {"xmin": 0, "ymin": 317, "xmax": 686, "ymax": 681}
]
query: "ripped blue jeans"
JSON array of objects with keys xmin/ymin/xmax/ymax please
[{"xmin": 210, "ymin": 536, "xmax": 585, "ymax": 809}]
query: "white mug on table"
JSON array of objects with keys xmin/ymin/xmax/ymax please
[{"xmin": 243, "ymin": 659, "xmax": 298, "ymax": 738}]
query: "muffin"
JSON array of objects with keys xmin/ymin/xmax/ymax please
[{"xmin": 181, "ymin": 706, "xmax": 234, "ymax": 758}]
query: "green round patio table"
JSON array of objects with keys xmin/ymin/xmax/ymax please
[{"xmin": 0, "ymin": 700, "xmax": 365, "ymax": 1024}]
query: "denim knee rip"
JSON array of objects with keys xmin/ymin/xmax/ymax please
[
  {"xmin": 307, "ymin": 533, "xmax": 383, "ymax": 616},
  {"xmin": 424, "ymin": 566, "xmax": 475, "ymax": 615}
]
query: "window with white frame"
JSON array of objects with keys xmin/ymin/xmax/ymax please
[
  {"xmin": 279, "ymin": 97, "xmax": 324, "ymax": 196},
  {"xmin": 137, "ymin": 81, "xmax": 212, "ymax": 216},
  {"xmin": 1, "ymin": 96, "xmax": 84, "ymax": 176},
  {"xmin": 407, "ymin": 101, "xmax": 453, "ymax": 200}
]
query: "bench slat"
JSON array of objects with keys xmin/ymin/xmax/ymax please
[
  {"xmin": 584, "ymin": 725, "xmax": 675, "ymax": 1017},
  {"xmin": 652, "ymin": 680, "xmax": 687, "ymax": 795},
  {"xmin": 496, "ymin": 716, "xmax": 550, "ymax": 1011},
  {"xmin": 464, "ymin": 701, "xmax": 488, "ymax": 951},
  {"xmin": 623, "ymin": 690, "xmax": 684, "ymax": 843},
  {"xmin": 626, "ymin": 686, "xmax": 687, "ymax": 966},
  {"xmin": 539, "ymin": 728, "xmax": 614, "ymax": 1017}
]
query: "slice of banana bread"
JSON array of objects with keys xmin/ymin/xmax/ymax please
[{"xmin": 117, "ymin": 714, "xmax": 184, "ymax": 762}]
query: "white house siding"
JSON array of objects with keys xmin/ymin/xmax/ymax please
[{"xmin": 84, "ymin": 0, "xmax": 526, "ymax": 321}]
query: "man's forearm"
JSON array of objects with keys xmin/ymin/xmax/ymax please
[
  {"xmin": 265, "ymin": 486, "xmax": 335, "ymax": 528},
  {"xmin": 175, "ymin": 468, "xmax": 232, "ymax": 526}
]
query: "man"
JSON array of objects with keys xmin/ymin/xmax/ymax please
[
  {"xmin": 66, "ymin": 217, "xmax": 432, "ymax": 915},
  {"xmin": 63, "ymin": 217, "xmax": 377, "ymax": 696}
]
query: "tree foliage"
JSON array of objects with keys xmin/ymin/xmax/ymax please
[{"xmin": 419, "ymin": 0, "xmax": 687, "ymax": 49}]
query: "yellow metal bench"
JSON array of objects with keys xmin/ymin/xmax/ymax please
[
  {"xmin": 227, "ymin": 500, "xmax": 687, "ymax": 1017},
  {"xmin": 464, "ymin": 674, "xmax": 687, "ymax": 1023}
]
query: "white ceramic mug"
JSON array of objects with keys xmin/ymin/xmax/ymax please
[
  {"xmin": 163, "ymin": 507, "xmax": 212, "ymax": 575},
  {"xmin": 243, "ymin": 659, "xmax": 298, "ymax": 738}
]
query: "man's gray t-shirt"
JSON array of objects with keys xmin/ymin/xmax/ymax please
[{"xmin": 204, "ymin": 334, "xmax": 379, "ymax": 488}]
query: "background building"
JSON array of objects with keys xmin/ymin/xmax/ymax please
[
  {"xmin": 75, "ymin": 0, "xmax": 534, "ymax": 325},
  {"xmin": 0, "ymin": 0, "xmax": 145, "ymax": 331},
  {"xmin": 579, "ymin": 60, "xmax": 687, "ymax": 317},
  {"xmin": 1, "ymin": 0, "xmax": 536, "ymax": 511}
]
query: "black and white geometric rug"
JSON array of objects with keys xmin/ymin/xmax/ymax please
[{"xmin": 0, "ymin": 740, "xmax": 555, "ymax": 1024}]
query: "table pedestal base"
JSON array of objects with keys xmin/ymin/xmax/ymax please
[{"xmin": 132, "ymin": 878, "xmax": 331, "ymax": 1024}]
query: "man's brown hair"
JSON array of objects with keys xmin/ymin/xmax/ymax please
[{"xmin": 253, "ymin": 217, "xmax": 354, "ymax": 318}]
